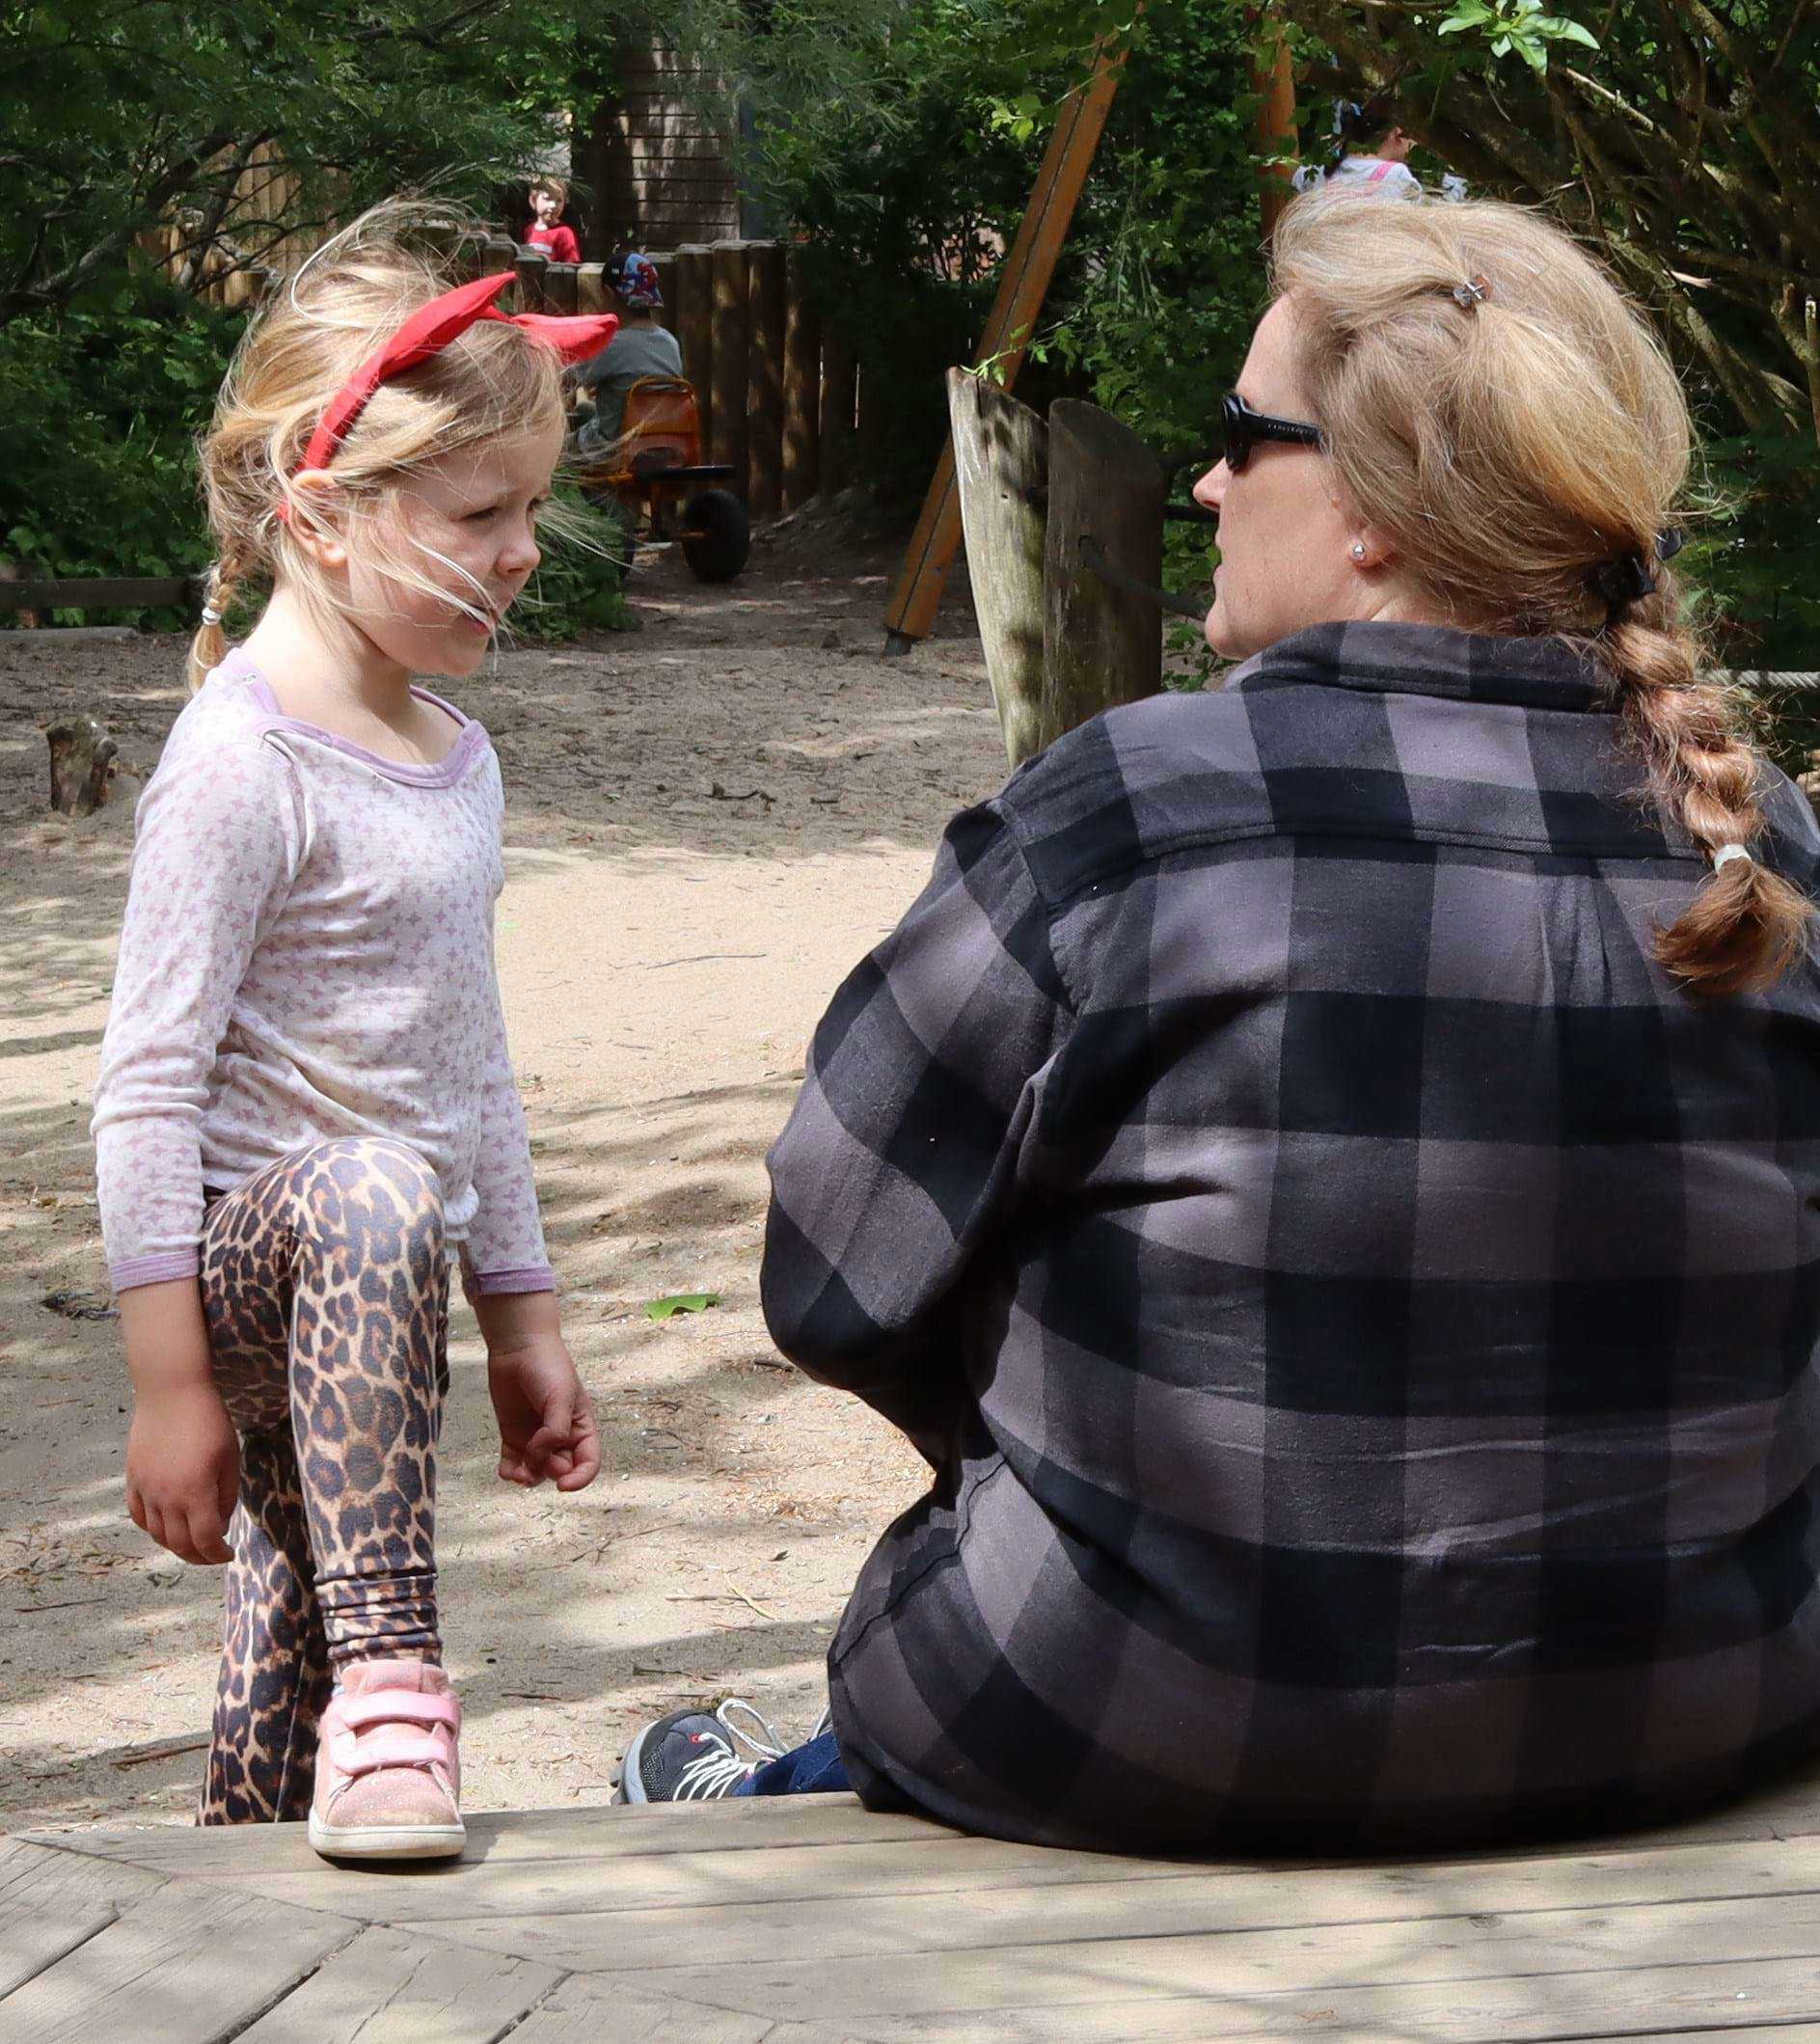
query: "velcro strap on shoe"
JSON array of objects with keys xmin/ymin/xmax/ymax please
[
  {"xmin": 340, "ymin": 1692, "xmax": 461, "ymax": 1734},
  {"xmin": 339, "ymin": 1726, "xmax": 451, "ymax": 1778}
]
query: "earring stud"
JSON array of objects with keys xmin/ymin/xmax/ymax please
[{"xmin": 1350, "ymin": 542, "xmax": 1367, "ymax": 562}]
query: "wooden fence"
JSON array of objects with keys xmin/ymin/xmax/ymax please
[{"xmin": 471, "ymin": 236, "xmax": 856, "ymax": 521}]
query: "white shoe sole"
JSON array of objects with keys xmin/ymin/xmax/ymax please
[{"xmin": 308, "ymin": 1810, "xmax": 466, "ymax": 1862}]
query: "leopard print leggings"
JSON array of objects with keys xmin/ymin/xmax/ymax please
[{"xmin": 195, "ymin": 1136, "xmax": 450, "ymax": 1825}]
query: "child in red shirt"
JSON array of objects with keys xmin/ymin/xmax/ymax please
[{"xmin": 523, "ymin": 179, "xmax": 581, "ymax": 264}]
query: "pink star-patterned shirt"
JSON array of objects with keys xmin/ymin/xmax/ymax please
[{"xmin": 92, "ymin": 650, "xmax": 554, "ymax": 1296}]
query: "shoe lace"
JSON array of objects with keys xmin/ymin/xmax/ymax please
[
  {"xmin": 715, "ymin": 1697, "xmax": 832, "ymax": 1759},
  {"xmin": 675, "ymin": 1734, "xmax": 756, "ymax": 1800}
]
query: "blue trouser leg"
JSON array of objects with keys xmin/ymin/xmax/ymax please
[{"xmin": 733, "ymin": 1731, "xmax": 851, "ymax": 1796}]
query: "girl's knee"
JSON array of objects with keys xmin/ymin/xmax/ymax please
[{"xmin": 305, "ymin": 1138, "xmax": 446, "ymax": 1256}]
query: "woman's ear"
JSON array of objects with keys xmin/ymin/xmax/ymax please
[{"xmin": 286, "ymin": 471, "xmax": 348, "ymax": 568}]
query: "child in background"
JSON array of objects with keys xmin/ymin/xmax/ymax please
[
  {"xmin": 1291, "ymin": 98, "xmax": 1424, "ymax": 199},
  {"xmin": 523, "ymin": 179, "xmax": 582, "ymax": 263},
  {"xmin": 91, "ymin": 206, "xmax": 617, "ymax": 1863},
  {"xmin": 570, "ymin": 252, "xmax": 683, "ymax": 458}
]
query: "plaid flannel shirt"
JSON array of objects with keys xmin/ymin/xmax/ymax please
[{"xmin": 762, "ymin": 621, "xmax": 1820, "ymax": 1852}]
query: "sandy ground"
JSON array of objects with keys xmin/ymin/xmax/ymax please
[{"xmin": 0, "ymin": 522, "xmax": 1005, "ymax": 1832}]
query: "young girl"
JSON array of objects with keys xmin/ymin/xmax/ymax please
[{"xmin": 91, "ymin": 207, "xmax": 618, "ymax": 1862}]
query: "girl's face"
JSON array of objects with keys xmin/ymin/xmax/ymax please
[{"xmin": 344, "ymin": 421, "xmax": 564, "ymax": 679}]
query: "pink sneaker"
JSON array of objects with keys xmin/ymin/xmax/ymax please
[{"xmin": 307, "ymin": 1658, "xmax": 465, "ymax": 1862}]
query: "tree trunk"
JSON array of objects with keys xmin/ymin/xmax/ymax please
[
  {"xmin": 947, "ymin": 369, "xmax": 1048, "ymax": 768},
  {"xmin": 1042, "ymin": 399, "xmax": 1165, "ymax": 744},
  {"xmin": 46, "ymin": 717, "xmax": 120, "ymax": 815}
]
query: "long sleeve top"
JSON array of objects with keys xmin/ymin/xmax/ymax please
[
  {"xmin": 92, "ymin": 651, "xmax": 553, "ymax": 1296},
  {"xmin": 763, "ymin": 619, "xmax": 1820, "ymax": 1854}
]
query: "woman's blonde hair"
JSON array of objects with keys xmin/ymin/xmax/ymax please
[
  {"xmin": 188, "ymin": 200, "xmax": 572, "ymax": 693},
  {"xmin": 1271, "ymin": 190, "xmax": 1810, "ymax": 995}
]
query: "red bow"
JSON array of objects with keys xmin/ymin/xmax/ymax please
[{"xmin": 296, "ymin": 271, "xmax": 618, "ymax": 476}]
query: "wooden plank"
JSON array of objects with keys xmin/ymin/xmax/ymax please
[
  {"xmin": 673, "ymin": 247, "xmax": 714, "ymax": 441},
  {"xmin": 233, "ymin": 1924, "xmax": 562, "ymax": 2042},
  {"xmin": 0, "ymin": 1840, "xmax": 168, "ymax": 1999},
  {"xmin": 780, "ymin": 252, "xmax": 821, "ymax": 513},
  {"xmin": 744, "ymin": 243, "xmax": 787, "ymax": 521},
  {"xmin": 1041, "ymin": 397, "xmax": 1165, "ymax": 742},
  {"xmin": 709, "ymin": 242, "xmax": 749, "ymax": 491},
  {"xmin": 24, "ymin": 1795, "xmax": 949, "ymax": 1881},
  {"xmin": 0, "ymin": 577, "xmax": 197, "ymax": 612},
  {"xmin": 515, "ymin": 245, "xmax": 549, "ymax": 314},
  {"xmin": 883, "ymin": 29, "xmax": 1133, "ymax": 647},
  {"xmin": 414, "ymin": 1831, "xmax": 1820, "ymax": 1976},
  {"xmin": 818, "ymin": 328, "xmax": 857, "ymax": 497},
  {"xmin": 0, "ymin": 1878, "xmax": 355, "ymax": 2043},
  {"xmin": 503, "ymin": 1969, "xmax": 852, "ymax": 2043},
  {"xmin": 783, "ymin": 1960, "xmax": 1820, "ymax": 2042},
  {"xmin": 542, "ymin": 262, "xmax": 579, "ymax": 315},
  {"xmin": 622, "ymin": 1888, "xmax": 1820, "ymax": 2027},
  {"xmin": 948, "ymin": 368, "xmax": 1048, "ymax": 767}
]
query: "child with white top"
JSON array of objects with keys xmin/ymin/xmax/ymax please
[{"xmin": 91, "ymin": 205, "xmax": 619, "ymax": 1862}]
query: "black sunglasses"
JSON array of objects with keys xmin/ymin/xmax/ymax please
[{"xmin": 1221, "ymin": 392, "xmax": 1323, "ymax": 473}]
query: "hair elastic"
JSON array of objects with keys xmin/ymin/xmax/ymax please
[
  {"xmin": 1712, "ymin": 843, "xmax": 1752, "ymax": 874},
  {"xmin": 200, "ymin": 605, "xmax": 224, "ymax": 626}
]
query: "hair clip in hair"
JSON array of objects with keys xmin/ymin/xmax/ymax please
[
  {"xmin": 1451, "ymin": 276, "xmax": 1491, "ymax": 311},
  {"xmin": 1656, "ymin": 526, "xmax": 1686, "ymax": 561},
  {"xmin": 1591, "ymin": 527, "xmax": 1686, "ymax": 611}
]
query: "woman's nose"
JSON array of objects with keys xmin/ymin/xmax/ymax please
[{"xmin": 1193, "ymin": 461, "xmax": 1228, "ymax": 513}]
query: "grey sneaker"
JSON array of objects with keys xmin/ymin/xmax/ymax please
[{"xmin": 614, "ymin": 1708, "xmax": 757, "ymax": 1803}]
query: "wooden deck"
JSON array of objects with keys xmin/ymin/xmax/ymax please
[{"xmin": 14, "ymin": 1771, "xmax": 1820, "ymax": 2041}]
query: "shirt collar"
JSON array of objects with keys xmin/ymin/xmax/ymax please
[{"xmin": 1227, "ymin": 621, "xmax": 1616, "ymax": 713}]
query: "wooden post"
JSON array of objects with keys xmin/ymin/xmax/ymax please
[
  {"xmin": 576, "ymin": 262, "xmax": 610, "ymax": 314},
  {"xmin": 781, "ymin": 256, "xmax": 822, "ymax": 512},
  {"xmin": 883, "ymin": 28, "xmax": 1134, "ymax": 652},
  {"xmin": 709, "ymin": 242, "xmax": 750, "ymax": 493},
  {"xmin": 514, "ymin": 245, "xmax": 549, "ymax": 313},
  {"xmin": 1252, "ymin": 5, "xmax": 1298, "ymax": 241},
  {"xmin": 947, "ymin": 369, "xmax": 1048, "ymax": 768},
  {"xmin": 542, "ymin": 261, "xmax": 579, "ymax": 314},
  {"xmin": 647, "ymin": 251, "xmax": 678, "ymax": 330},
  {"xmin": 819, "ymin": 329, "xmax": 857, "ymax": 496},
  {"xmin": 674, "ymin": 246, "xmax": 714, "ymax": 446},
  {"xmin": 746, "ymin": 243, "xmax": 787, "ymax": 521},
  {"xmin": 1041, "ymin": 399, "xmax": 1165, "ymax": 744},
  {"xmin": 484, "ymin": 233, "xmax": 521, "ymax": 289}
]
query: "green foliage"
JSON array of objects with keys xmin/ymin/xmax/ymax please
[
  {"xmin": 1436, "ymin": 0, "xmax": 1598, "ymax": 76},
  {"xmin": 642, "ymin": 1292, "xmax": 720, "ymax": 1322},
  {"xmin": 0, "ymin": 273, "xmax": 242, "ymax": 623}
]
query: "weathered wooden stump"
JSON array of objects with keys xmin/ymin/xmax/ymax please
[
  {"xmin": 46, "ymin": 717, "xmax": 122, "ymax": 815},
  {"xmin": 1043, "ymin": 398, "xmax": 1166, "ymax": 743},
  {"xmin": 947, "ymin": 368, "xmax": 1048, "ymax": 768}
]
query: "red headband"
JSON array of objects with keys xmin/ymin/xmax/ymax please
[{"xmin": 294, "ymin": 271, "xmax": 618, "ymax": 477}]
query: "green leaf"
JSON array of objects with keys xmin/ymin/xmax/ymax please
[
  {"xmin": 642, "ymin": 1292, "xmax": 721, "ymax": 1322},
  {"xmin": 1536, "ymin": 16, "xmax": 1601, "ymax": 47}
]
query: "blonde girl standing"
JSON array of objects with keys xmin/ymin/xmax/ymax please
[{"xmin": 91, "ymin": 208, "xmax": 617, "ymax": 1862}]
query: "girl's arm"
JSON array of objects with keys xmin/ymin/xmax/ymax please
[{"xmin": 95, "ymin": 732, "xmax": 303, "ymax": 1561}]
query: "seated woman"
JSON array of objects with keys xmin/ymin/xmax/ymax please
[{"xmin": 616, "ymin": 191, "xmax": 1820, "ymax": 1850}]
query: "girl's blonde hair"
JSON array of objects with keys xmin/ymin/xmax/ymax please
[
  {"xmin": 188, "ymin": 200, "xmax": 571, "ymax": 693},
  {"xmin": 1272, "ymin": 190, "xmax": 1810, "ymax": 996}
]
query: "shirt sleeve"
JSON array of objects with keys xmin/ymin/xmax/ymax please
[
  {"xmin": 462, "ymin": 943, "xmax": 555, "ymax": 1296},
  {"xmin": 92, "ymin": 735, "xmax": 305, "ymax": 1292},
  {"xmin": 760, "ymin": 800, "xmax": 1072, "ymax": 1460}
]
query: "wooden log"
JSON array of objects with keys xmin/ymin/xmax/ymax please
[
  {"xmin": 0, "ymin": 575, "xmax": 198, "ymax": 613},
  {"xmin": 947, "ymin": 369, "xmax": 1047, "ymax": 768},
  {"xmin": 818, "ymin": 328, "xmax": 857, "ymax": 497},
  {"xmin": 709, "ymin": 241, "xmax": 749, "ymax": 490},
  {"xmin": 673, "ymin": 247, "xmax": 714, "ymax": 444},
  {"xmin": 576, "ymin": 262, "xmax": 610, "ymax": 314},
  {"xmin": 646, "ymin": 251, "xmax": 678, "ymax": 331},
  {"xmin": 1041, "ymin": 398, "xmax": 1165, "ymax": 746},
  {"xmin": 514, "ymin": 245, "xmax": 549, "ymax": 313},
  {"xmin": 483, "ymin": 232, "xmax": 521, "ymax": 290},
  {"xmin": 46, "ymin": 717, "xmax": 105, "ymax": 815},
  {"xmin": 542, "ymin": 261, "xmax": 579, "ymax": 314},
  {"xmin": 745, "ymin": 243, "xmax": 787, "ymax": 521},
  {"xmin": 781, "ymin": 257, "xmax": 822, "ymax": 513}
]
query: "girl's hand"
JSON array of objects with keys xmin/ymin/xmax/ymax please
[
  {"xmin": 487, "ymin": 1339, "xmax": 601, "ymax": 1491},
  {"xmin": 125, "ymin": 1381, "xmax": 240, "ymax": 1566}
]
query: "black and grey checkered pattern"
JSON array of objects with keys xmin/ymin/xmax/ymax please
[{"xmin": 762, "ymin": 621, "xmax": 1820, "ymax": 1852}]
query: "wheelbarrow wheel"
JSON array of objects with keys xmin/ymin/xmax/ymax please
[{"xmin": 680, "ymin": 489, "xmax": 749, "ymax": 584}]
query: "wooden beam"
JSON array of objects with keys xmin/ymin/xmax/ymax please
[
  {"xmin": 745, "ymin": 243, "xmax": 787, "ymax": 522},
  {"xmin": 709, "ymin": 241, "xmax": 749, "ymax": 494},
  {"xmin": 673, "ymin": 246, "xmax": 714, "ymax": 450},
  {"xmin": 883, "ymin": 29, "xmax": 1134, "ymax": 652},
  {"xmin": 0, "ymin": 576, "xmax": 201, "ymax": 613},
  {"xmin": 781, "ymin": 254, "xmax": 822, "ymax": 513},
  {"xmin": 1253, "ymin": 4, "xmax": 1298, "ymax": 241}
]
